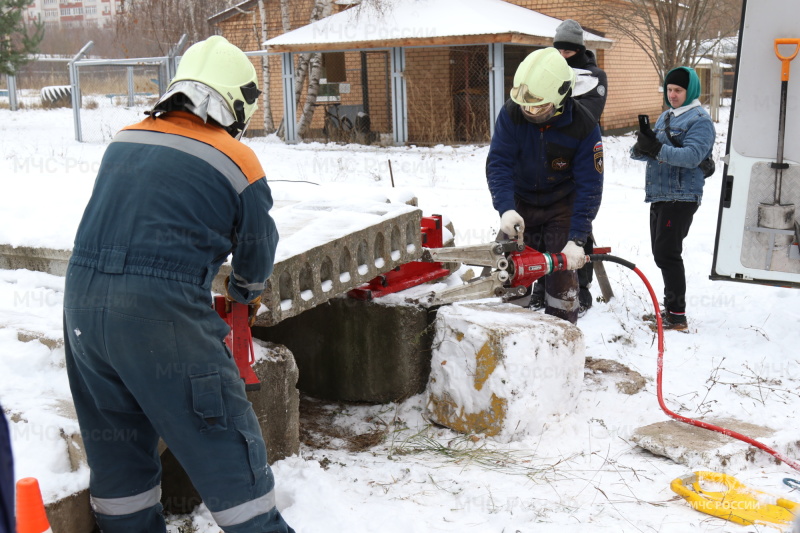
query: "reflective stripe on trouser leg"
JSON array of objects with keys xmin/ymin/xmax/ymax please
[
  {"xmin": 544, "ymin": 270, "xmax": 579, "ymax": 324},
  {"xmin": 212, "ymin": 490, "xmax": 277, "ymax": 527},
  {"xmin": 91, "ymin": 485, "xmax": 162, "ymax": 515}
]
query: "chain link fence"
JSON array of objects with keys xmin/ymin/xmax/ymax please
[
  {"xmin": 71, "ymin": 58, "xmax": 172, "ymax": 143},
  {"xmin": 246, "ymin": 49, "xmax": 394, "ymax": 145},
  {"xmin": 405, "ymin": 45, "xmax": 492, "ymax": 145},
  {"xmin": 4, "ymin": 43, "xmax": 503, "ymax": 145}
]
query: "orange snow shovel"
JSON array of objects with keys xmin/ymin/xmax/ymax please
[{"xmin": 671, "ymin": 471, "xmax": 799, "ymax": 529}]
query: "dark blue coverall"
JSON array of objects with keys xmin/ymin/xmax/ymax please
[
  {"xmin": 63, "ymin": 111, "xmax": 293, "ymax": 533},
  {"xmin": 486, "ymin": 98, "xmax": 604, "ymax": 323},
  {"xmin": 0, "ymin": 402, "xmax": 12, "ymax": 533}
]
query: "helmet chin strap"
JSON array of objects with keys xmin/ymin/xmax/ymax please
[{"xmin": 230, "ymin": 100, "xmax": 248, "ymax": 140}]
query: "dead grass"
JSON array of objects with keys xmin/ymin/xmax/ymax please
[{"xmin": 299, "ymin": 395, "xmax": 388, "ymax": 453}]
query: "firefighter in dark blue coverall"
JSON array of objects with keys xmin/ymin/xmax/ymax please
[
  {"xmin": 0, "ymin": 402, "xmax": 12, "ymax": 533},
  {"xmin": 63, "ymin": 36, "xmax": 294, "ymax": 533},
  {"xmin": 486, "ymin": 47, "xmax": 604, "ymax": 324}
]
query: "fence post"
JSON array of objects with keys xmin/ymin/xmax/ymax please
[
  {"xmin": 69, "ymin": 41, "xmax": 94, "ymax": 143},
  {"xmin": 167, "ymin": 34, "xmax": 188, "ymax": 85},
  {"xmin": 127, "ymin": 66, "xmax": 135, "ymax": 107},
  {"xmin": 7, "ymin": 74, "xmax": 18, "ymax": 111},
  {"xmin": 390, "ymin": 47, "xmax": 407, "ymax": 145},
  {"xmin": 488, "ymin": 43, "xmax": 504, "ymax": 138},
  {"xmin": 281, "ymin": 52, "xmax": 298, "ymax": 143}
]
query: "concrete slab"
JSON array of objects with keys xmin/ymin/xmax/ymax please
[
  {"xmin": 0, "ymin": 199, "xmax": 423, "ymax": 327},
  {"xmin": 631, "ymin": 418, "xmax": 780, "ymax": 470}
]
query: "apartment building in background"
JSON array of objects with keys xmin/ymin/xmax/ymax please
[{"xmin": 25, "ymin": 0, "xmax": 123, "ymax": 27}]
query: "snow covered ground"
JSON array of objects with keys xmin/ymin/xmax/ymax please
[{"xmin": 2, "ymin": 102, "xmax": 800, "ymax": 533}]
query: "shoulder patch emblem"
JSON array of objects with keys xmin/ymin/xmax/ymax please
[
  {"xmin": 597, "ymin": 85, "xmax": 606, "ymax": 97},
  {"xmin": 594, "ymin": 152, "xmax": 604, "ymax": 173},
  {"xmin": 552, "ymin": 157, "xmax": 570, "ymax": 171},
  {"xmin": 594, "ymin": 141, "xmax": 603, "ymax": 152}
]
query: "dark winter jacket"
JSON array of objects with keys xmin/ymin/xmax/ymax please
[
  {"xmin": 486, "ymin": 98, "xmax": 604, "ymax": 243},
  {"xmin": 565, "ymin": 49, "xmax": 608, "ymax": 125},
  {"xmin": 69, "ymin": 111, "xmax": 278, "ymax": 303},
  {"xmin": 0, "ymin": 404, "xmax": 12, "ymax": 533}
]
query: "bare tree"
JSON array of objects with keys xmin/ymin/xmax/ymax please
[
  {"xmin": 275, "ymin": 0, "xmax": 332, "ymax": 139},
  {"xmin": 296, "ymin": 0, "xmax": 333, "ymax": 137},
  {"xmin": 115, "ymin": 0, "xmax": 234, "ymax": 56},
  {"xmin": 586, "ymin": 0, "xmax": 741, "ymax": 84},
  {"xmin": 256, "ymin": 0, "xmax": 275, "ymax": 133}
]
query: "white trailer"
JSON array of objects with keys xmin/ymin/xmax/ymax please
[{"xmin": 711, "ymin": 0, "xmax": 800, "ymax": 287}]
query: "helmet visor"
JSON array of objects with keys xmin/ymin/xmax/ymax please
[{"xmin": 510, "ymin": 83, "xmax": 545, "ymax": 105}]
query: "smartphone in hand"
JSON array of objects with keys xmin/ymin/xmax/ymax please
[{"xmin": 638, "ymin": 114, "xmax": 651, "ymax": 132}]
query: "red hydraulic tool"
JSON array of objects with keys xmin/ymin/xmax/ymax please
[
  {"xmin": 213, "ymin": 296, "xmax": 261, "ymax": 391},
  {"xmin": 413, "ymin": 239, "xmax": 573, "ymax": 305},
  {"xmin": 348, "ymin": 214, "xmax": 452, "ymax": 300}
]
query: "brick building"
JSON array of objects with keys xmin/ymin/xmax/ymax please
[{"xmin": 210, "ymin": 0, "xmax": 665, "ymax": 144}]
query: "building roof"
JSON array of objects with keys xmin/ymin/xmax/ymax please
[{"xmin": 213, "ymin": 0, "xmax": 612, "ymax": 53}]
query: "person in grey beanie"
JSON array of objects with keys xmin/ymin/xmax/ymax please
[
  {"xmin": 553, "ymin": 19, "xmax": 608, "ymax": 125},
  {"xmin": 530, "ymin": 19, "xmax": 609, "ymax": 315}
]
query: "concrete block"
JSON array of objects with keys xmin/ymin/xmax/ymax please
[
  {"xmin": 46, "ymin": 489, "xmax": 97, "ymax": 533},
  {"xmin": 254, "ymin": 296, "xmax": 436, "ymax": 402},
  {"xmin": 247, "ymin": 342, "xmax": 300, "ymax": 463},
  {"xmin": 160, "ymin": 446, "xmax": 202, "ymax": 515},
  {"xmin": 425, "ymin": 302, "xmax": 585, "ymax": 442},
  {"xmin": 631, "ymin": 418, "xmax": 783, "ymax": 470}
]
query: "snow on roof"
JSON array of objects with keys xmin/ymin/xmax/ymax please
[
  {"xmin": 697, "ymin": 35, "xmax": 739, "ymax": 58},
  {"xmin": 694, "ymin": 56, "xmax": 734, "ymax": 68},
  {"xmin": 263, "ymin": 0, "xmax": 612, "ymax": 52}
]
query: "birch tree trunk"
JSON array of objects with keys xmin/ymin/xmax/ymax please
[
  {"xmin": 257, "ymin": 0, "xmax": 275, "ymax": 132},
  {"xmin": 276, "ymin": 0, "xmax": 293, "ymax": 139},
  {"xmin": 296, "ymin": 0, "xmax": 333, "ymax": 138}
]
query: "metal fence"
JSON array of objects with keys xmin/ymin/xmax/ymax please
[
  {"xmin": 2, "ymin": 42, "xmax": 502, "ymax": 145},
  {"xmin": 241, "ymin": 49, "xmax": 393, "ymax": 145},
  {"xmin": 70, "ymin": 56, "xmax": 172, "ymax": 142}
]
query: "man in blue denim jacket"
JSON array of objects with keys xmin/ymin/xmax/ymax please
[{"xmin": 631, "ymin": 66, "xmax": 715, "ymax": 330}]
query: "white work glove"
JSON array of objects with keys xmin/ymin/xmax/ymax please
[
  {"xmin": 500, "ymin": 210, "xmax": 525, "ymax": 240},
  {"xmin": 561, "ymin": 240, "xmax": 587, "ymax": 270}
]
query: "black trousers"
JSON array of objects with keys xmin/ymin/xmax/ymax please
[
  {"xmin": 516, "ymin": 194, "xmax": 579, "ymax": 324},
  {"xmin": 577, "ymin": 234, "xmax": 594, "ymax": 289},
  {"xmin": 649, "ymin": 201, "xmax": 699, "ymax": 314}
]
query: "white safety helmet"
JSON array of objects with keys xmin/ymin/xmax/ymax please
[
  {"xmin": 510, "ymin": 48, "xmax": 575, "ymax": 123},
  {"xmin": 152, "ymin": 36, "xmax": 261, "ymax": 139}
]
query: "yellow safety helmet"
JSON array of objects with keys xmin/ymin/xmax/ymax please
[
  {"xmin": 153, "ymin": 36, "xmax": 261, "ymax": 139},
  {"xmin": 510, "ymin": 47, "xmax": 575, "ymax": 110}
]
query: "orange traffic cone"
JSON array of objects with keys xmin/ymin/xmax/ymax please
[{"xmin": 15, "ymin": 477, "xmax": 53, "ymax": 533}]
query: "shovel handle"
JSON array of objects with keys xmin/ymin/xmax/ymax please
[{"xmin": 774, "ymin": 38, "xmax": 800, "ymax": 81}]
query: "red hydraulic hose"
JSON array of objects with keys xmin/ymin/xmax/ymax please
[{"xmin": 589, "ymin": 255, "xmax": 800, "ymax": 473}]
